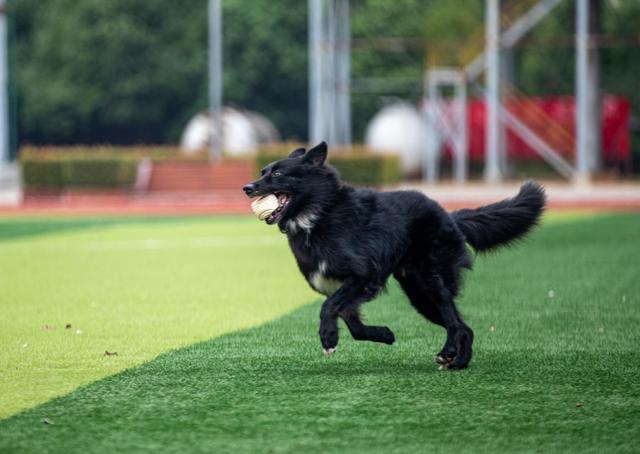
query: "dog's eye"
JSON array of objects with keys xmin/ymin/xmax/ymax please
[{"xmin": 272, "ymin": 171, "xmax": 282, "ymax": 178}]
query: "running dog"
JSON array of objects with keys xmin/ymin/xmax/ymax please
[{"xmin": 243, "ymin": 142, "xmax": 545, "ymax": 369}]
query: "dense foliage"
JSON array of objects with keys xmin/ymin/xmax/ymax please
[
  {"xmin": 10, "ymin": 0, "xmax": 640, "ymax": 153},
  {"xmin": 13, "ymin": 0, "xmax": 307, "ymax": 145}
]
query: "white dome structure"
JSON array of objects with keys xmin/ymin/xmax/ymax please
[
  {"xmin": 180, "ymin": 107, "xmax": 280, "ymax": 157},
  {"xmin": 365, "ymin": 102, "xmax": 440, "ymax": 176}
]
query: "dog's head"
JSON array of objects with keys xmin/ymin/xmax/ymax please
[{"xmin": 242, "ymin": 142, "xmax": 339, "ymax": 227}]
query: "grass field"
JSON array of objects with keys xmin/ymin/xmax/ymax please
[
  {"xmin": 1, "ymin": 213, "xmax": 639, "ymax": 453},
  {"xmin": 0, "ymin": 216, "xmax": 316, "ymax": 419}
]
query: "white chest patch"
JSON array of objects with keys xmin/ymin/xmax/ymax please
[
  {"xmin": 309, "ymin": 261, "xmax": 342, "ymax": 296},
  {"xmin": 310, "ymin": 272, "xmax": 342, "ymax": 296},
  {"xmin": 286, "ymin": 212, "xmax": 319, "ymax": 235}
]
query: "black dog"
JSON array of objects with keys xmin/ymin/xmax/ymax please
[{"xmin": 243, "ymin": 142, "xmax": 545, "ymax": 369}]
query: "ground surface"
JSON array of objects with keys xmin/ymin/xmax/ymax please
[
  {"xmin": 0, "ymin": 216, "xmax": 315, "ymax": 419},
  {"xmin": 1, "ymin": 213, "xmax": 639, "ymax": 453}
]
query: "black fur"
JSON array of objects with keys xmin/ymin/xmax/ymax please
[
  {"xmin": 243, "ymin": 142, "xmax": 546, "ymax": 369},
  {"xmin": 451, "ymin": 181, "xmax": 546, "ymax": 252}
]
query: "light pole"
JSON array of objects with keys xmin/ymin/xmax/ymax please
[
  {"xmin": 575, "ymin": 0, "xmax": 601, "ymax": 183},
  {"xmin": 484, "ymin": 0, "xmax": 501, "ymax": 182},
  {"xmin": 0, "ymin": 0, "xmax": 9, "ymax": 165},
  {"xmin": 208, "ymin": 0, "xmax": 223, "ymax": 162},
  {"xmin": 308, "ymin": 0, "xmax": 351, "ymax": 147}
]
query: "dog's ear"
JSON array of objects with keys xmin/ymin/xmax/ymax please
[
  {"xmin": 288, "ymin": 147, "xmax": 306, "ymax": 158},
  {"xmin": 304, "ymin": 142, "xmax": 327, "ymax": 166}
]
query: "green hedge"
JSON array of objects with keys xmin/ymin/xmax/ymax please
[
  {"xmin": 21, "ymin": 145, "xmax": 402, "ymax": 189},
  {"xmin": 19, "ymin": 146, "xmax": 165, "ymax": 189},
  {"xmin": 22, "ymin": 159, "xmax": 65, "ymax": 188},
  {"xmin": 256, "ymin": 147, "xmax": 401, "ymax": 186},
  {"xmin": 22, "ymin": 156, "xmax": 139, "ymax": 189}
]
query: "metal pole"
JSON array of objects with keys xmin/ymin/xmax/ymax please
[
  {"xmin": 455, "ymin": 74, "xmax": 468, "ymax": 183},
  {"xmin": 321, "ymin": 0, "xmax": 330, "ymax": 145},
  {"xmin": 575, "ymin": 0, "xmax": 590, "ymax": 181},
  {"xmin": 588, "ymin": 0, "xmax": 601, "ymax": 172},
  {"xmin": 421, "ymin": 74, "xmax": 430, "ymax": 183},
  {"xmin": 208, "ymin": 0, "xmax": 223, "ymax": 161},
  {"xmin": 325, "ymin": 0, "xmax": 336, "ymax": 146},
  {"xmin": 0, "ymin": 0, "xmax": 8, "ymax": 164},
  {"xmin": 424, "ymin": 74, "xmax": 439, "ymax": 183},
  {"xmin": 309, "ymin": 0, "xmax": 321, "ymax": 144},
  {"xmin": 335, "ymin": 0, "xmax": 351, "ymax": 147},
  {"xmin": 484, "ymin": 0, "xmax": 501, "ymax": 182}
]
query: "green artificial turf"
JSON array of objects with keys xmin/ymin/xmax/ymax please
[
  {"xmin": 0, "ymin": 216, "xmax": 315, "ymax": 419},
  {"xmin": 1, "ymin": 213, "xmax": 639, "ymax": 453}
]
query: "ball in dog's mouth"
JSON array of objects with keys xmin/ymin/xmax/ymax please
[{"xmin": 250, "ymin": 192, "xmax": 290, "ymax": 224}]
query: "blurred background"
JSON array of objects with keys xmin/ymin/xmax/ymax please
[{"xmin": 0, "ymin": 0, "xmax": 639, "ymax": 212}]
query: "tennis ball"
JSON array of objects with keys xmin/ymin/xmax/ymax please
[{"xmin": 251, "ymin": 194, "xmax": 279, "ymax": 221}]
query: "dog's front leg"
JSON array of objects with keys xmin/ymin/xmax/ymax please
[
  {"xmin": 318, "ymin": 279, "xmax": 381, "ymax": 355},
  {"xmin": 318, "ymin": 308, "xmax": 339, "ymax": 355}
]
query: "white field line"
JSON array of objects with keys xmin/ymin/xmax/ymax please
[{"xmin": 86, "ymin": 235, "xmax": 283, "ymax": 252}]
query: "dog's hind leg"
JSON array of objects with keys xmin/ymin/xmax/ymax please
[
  {"xmin": 339, "ymin": 308, "xmax": 395, "ymax": 345},
  {"xmin": 396, "ymin": 270, "xmax": 474, "ymax": 370}
]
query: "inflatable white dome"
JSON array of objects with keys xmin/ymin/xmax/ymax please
[
  {"xmin": 180, "ymin": 107, "xmax": 280, "ymax": 157},
  {"xmin": 365, "ymin": 102, "xmax": 440, "ymax": 176}
]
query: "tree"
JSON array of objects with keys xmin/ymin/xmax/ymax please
[
  {"xmin": 222, "ymin": 0, "xmax": 308, "ymax": 141},
  {"xmin": 350, "ymin": 0, "xmax": 428, "ymax": 140},
  {"xmin": 15, "ymin": 0, "xmax": 208, "ymax": 144},
  {"xmin": 13, "ymin": 0, "xmax": 308, "ymax": 145}
]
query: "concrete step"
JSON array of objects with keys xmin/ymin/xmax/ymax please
[
  {"xmin": 0, "ymin": 162, "xmax": 20, "ymax": 187},
  {"xmin": 0, "ymin": 163, "xmax": 22, "ymax": 206}
]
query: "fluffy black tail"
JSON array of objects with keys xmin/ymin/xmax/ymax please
[{"xmin": 451, "ymin": 181, "xmax": 546, "ymax": 252}]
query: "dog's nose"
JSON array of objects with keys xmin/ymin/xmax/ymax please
[{"xmin": 242, "ymin": 183, "xmax": 256, "ymax": 196}]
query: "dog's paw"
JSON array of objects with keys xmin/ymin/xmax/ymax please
[
  {"xmin": 323, "ymin": 347, "xmax": 337, "ymax": 356},
  {"xmin": 319, "ymin": 320, "xmax": 339, "ymax": 352},
  {"xmin": 381, "ymin": 327, "xmax": 396, "ymax": 345},
  {"xmin": 435, "ymin": 344, "xmax": 457, "ymax": 365},
  {"xmin": 435, "ymin": 348, "xmax": 472, "ymax": 370},
  {"xmin": 439, "ymin": 360, "xmax": 469, "ymax": 371},
  {"xmin": 435, "ymin": 354, "xmax": 453, "ymax": 365},
  {"xmin": 443, "ymin": 355, "xmax": 471, "ymax": 370},
  {"xmin": 438, "ymin": 327, "xmax": 473, "ymax": 370}
]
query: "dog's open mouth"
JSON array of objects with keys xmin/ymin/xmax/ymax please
[{"xmin": 266, "ymin": 192, "xmax": 291, "ymax": 224}]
